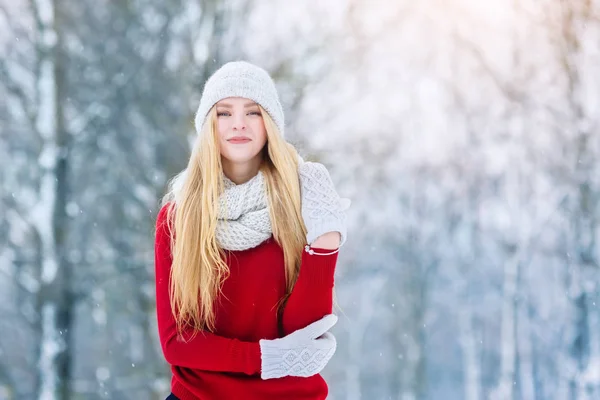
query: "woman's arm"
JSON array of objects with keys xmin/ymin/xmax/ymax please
[
  {"xmin": 154, "ymin": 203, "xmax": 261, "ymax": 374},
  {"xmin": 281, "ymin": 237, "xmax": 339, "ymax": 335},
  {"xmin": 311, "ymin": 231, "xmax": 340, "ymax": 249},
  {"xmin": 282, "ymin": 159, "xmax": 347, "ymax": 336}
]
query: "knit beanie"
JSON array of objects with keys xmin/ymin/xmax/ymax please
[{"xmin": 194, "ymin": 61, "xmax": 285, "ymax": 137}]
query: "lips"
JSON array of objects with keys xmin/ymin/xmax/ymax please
[{"xmin": 227, "ymin": 136, "xmax": 251, "ymax": 144}]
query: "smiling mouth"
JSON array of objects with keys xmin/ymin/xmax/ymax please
[{"xmin": 228, "ymin": 138, "xmax": 252, "ymax": 144}]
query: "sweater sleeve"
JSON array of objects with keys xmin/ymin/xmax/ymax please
[
  {"xmin": 154, "ymin": 203, "xmax": 262, "ymax": 374},
  {"xmin": 281, "ymin": 246, "xmax": 338, "ymax": 335}
]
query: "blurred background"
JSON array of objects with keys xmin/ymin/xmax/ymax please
[{"xmin": 1, "ymin": 0, "xmax": 599, "ymax": 399}]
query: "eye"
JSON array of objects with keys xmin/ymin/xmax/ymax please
[
  {"xmin": 248, "ymin": 111, "xmax": 262, "ymax": 116},
  {"xmin": 217, "ymin": 111, "xmax": 230, "ymax": 117}
]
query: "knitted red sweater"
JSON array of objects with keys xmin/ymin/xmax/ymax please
[{"xmin": 154, "ymin": 203, "xmax": 338, "ymax": 400}]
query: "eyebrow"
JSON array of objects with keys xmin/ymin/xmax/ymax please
[{"xmin": 216, "ymin": 102, "xmax": 258, "ymax": 108}]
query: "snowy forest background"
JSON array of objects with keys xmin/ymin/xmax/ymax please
[{"xmin": 1, "ymin": 0, "xmax": 599, "ymax": 399}]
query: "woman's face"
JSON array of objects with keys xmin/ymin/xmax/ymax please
[{"xmin": 215, "ymin": 97, "xmax": 267, "ymax": 165}]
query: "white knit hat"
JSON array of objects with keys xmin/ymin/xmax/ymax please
[{"xmin": 194, "ymin": 61, "xmax": 285, "ymax": 137}]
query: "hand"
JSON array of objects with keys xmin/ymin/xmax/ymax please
[
  {"xmin": 298, "ymin": 162, "xmax": 350, "ymax": 247},
  {"xmin": 259, "ymin": 314, "xmax": 338, "ymax": 380}
]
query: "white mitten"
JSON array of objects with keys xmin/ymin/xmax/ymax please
[
  {"xmin": 259, "ymin": 314, "xmax": 338, "ymax": 380},
  {"xmin": 298, "ymin": 161, "xmax": 350, "ymax": 246}
]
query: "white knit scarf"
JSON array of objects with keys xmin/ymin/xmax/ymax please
[{"xmin": 216, "ymin": 170, "xmax": 273, "ymax": 251}]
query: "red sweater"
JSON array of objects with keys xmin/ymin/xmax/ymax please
[{"xmin": 154, "ymin": 203, "xmax": 338, "ymax": 400}]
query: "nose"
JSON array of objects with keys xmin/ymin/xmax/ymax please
[{"xmin": 232, "ymin": 114, "xmax": 246, "ymax": 131}]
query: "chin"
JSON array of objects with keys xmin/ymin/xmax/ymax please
[{"xmin": 222, "ymin": 153, "xmax": 261, "ymax": 164}]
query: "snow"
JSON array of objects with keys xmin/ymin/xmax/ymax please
[
  {"xmin": 38, "ymin": 304, "xmax": 60, "ymax": 400},
  {"xmin": 1, "ymin": 0, "xmax": 599, "ymax": 398}
]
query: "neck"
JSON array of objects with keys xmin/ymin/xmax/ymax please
[{"xmin": 221, "ymin": 156, "xmax": 262, "ymax": 185}]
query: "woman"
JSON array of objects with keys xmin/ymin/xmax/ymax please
[{"xmin": 154, "ymin": 61, "xmax": 349, "ymax": 400}]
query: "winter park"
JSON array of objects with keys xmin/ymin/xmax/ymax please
[{"xmin": 1, "ymin": 0, "xmax": 599, "ymax": 399}]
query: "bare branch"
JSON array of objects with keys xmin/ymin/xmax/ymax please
[
  {"xmin": 0, "ymin": 60, "xmax": 36, "ymax": 129},
  {"xmin": 0, "ymin": 3, "xmax": 30, "ymax": 40},
  {"xmin": 451, "ymin": 31, "xmax": 524, "ymax": 103}
]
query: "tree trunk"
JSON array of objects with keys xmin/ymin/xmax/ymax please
[
  {"xmin": 459, "ymin": 307, "xmax": 480, "ymax": 400},
  {"xmin": 31, "ymin": 0, "xmax": 74, "ymax": 398}
]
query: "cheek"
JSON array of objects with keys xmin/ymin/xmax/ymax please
[
  {"xmin": 217, "ymin": 119, "xmax": 230, "ymax": 138},
  {"xmin": 252, "ymin": 119, "xmax": 267, "ymax": 143}
]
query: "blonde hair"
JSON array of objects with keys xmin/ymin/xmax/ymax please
[{"xmin": 160, "ymin": 106, "xmax": 307, "ymax": 336}]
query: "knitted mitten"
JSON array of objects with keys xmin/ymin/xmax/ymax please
[
  {"xmin": 298, "ymin": 162, "xmax": 350, "ymax": 246},
  {"xmin": 259, "ymin": 314, "xmax": 338, "ymax": 380}
]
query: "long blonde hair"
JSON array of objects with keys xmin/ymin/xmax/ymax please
[{"xmin": 160, "ymin": 106, "xmax": 307, "ymax": 336}]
